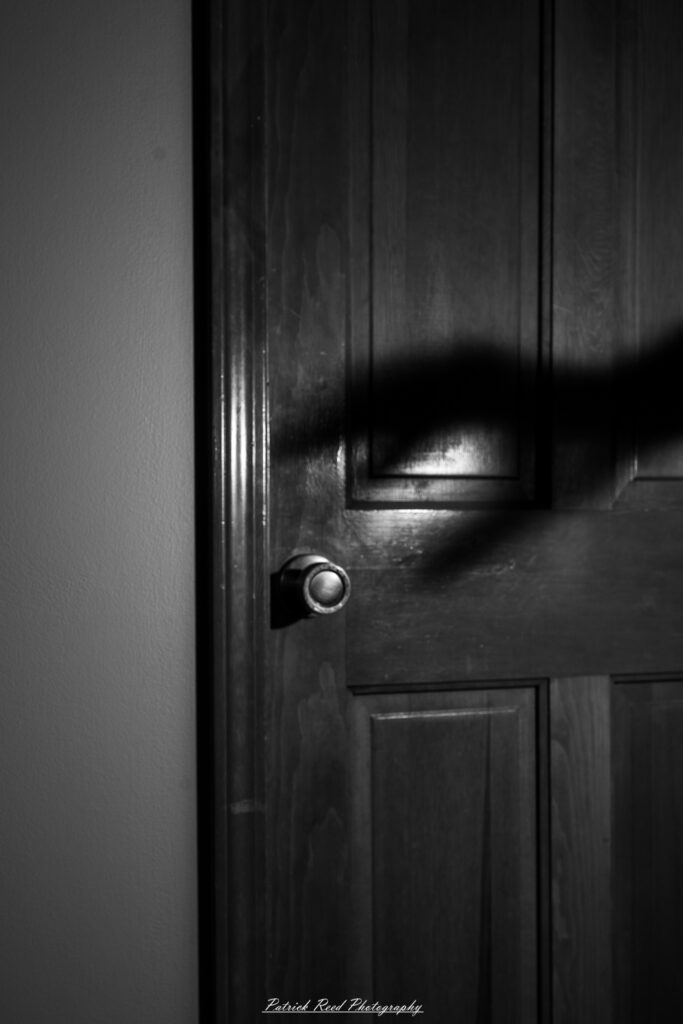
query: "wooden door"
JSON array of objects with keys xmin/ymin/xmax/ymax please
[{"xmin": 208, "ymin": 0, "xmax": 683, "ymax": 1020}]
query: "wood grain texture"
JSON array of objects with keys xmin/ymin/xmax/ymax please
[
  {"xmin": 207, "ymin": 0, "xmax": 269, "ymax": 1019},
  {"xmin": 552, "ymin": 0, "xmax": 622, "ymax": 508},
  {"xmin": 554, "ymin": 0, "xmax": 683, "ymax": 509},
  {"xmin": 350, "ymin": 0, "xmax": 542, "ymax": 504},
  {"xmin": 267, "ymin": 631, "xmax": 351, "ymax": 998},
  {"xmin": 550, "ymin": 677, "xmax": 612, "ymax": 1024},
  {"xmin": 551, "ymin": 676, "xmax": 683, "ymax": 1024},
  {"xmin": 613, "ymin": 679, "xmax": 683, "ymax": 1022},
  {"xmin": 346, "ymin": 508, "xmax": 683, "ymax": 687},
  {"xmin": 210, "ymin": 1, "xmax": 683, "ymax": 1020},
  {"xmin": 352, "ymin": 688, "xmax": 539, "ymax": 1023},
  {"xmin": 265, "ymin": 0, "xmax": 353, "ymax": 1002},
  {"xmin": 633, "ymin": 0, "xmax": 683, "ymax": 483}
]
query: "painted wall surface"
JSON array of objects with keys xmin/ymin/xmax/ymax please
[{"xmin": 0, "ymin": 1, "xmax": 197, "ymax": 1021}]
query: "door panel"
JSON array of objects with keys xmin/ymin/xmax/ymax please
[
  {"xmin": 634, "ymin": 0, "xmax": 683, "ymax": 481},
  {"xmin": 214, "ymin": 0, "xmax": 683, "ymax": 1019},
  {"xmin": 350, "ymin": 0, "xmax": 541, "ymax": 498},
  {"xmin": 551, "ymin": 676, "xmax": 683, "ymax": 1022},
  {"xmin": 352, "ymin": 688, "xmax": 539, "ymax": 1022},
  {"xmin": 612, "ymin": 679, "xmax": 683, "ymax": 1022}
]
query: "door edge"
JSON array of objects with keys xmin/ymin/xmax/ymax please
[{"xmin": 197, "ymin": 0, "xmax": 268, "ymax": 1020}]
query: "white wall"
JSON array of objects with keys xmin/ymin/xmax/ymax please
[{"xmin": 0, "ymin": 1, "xmax": 197, "ymax": 1020}]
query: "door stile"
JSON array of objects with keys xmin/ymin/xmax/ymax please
[{"xmin": 549, "ymin": 677, "xmax": 614, "ymax": 1023}]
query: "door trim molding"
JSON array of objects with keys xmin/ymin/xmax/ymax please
[{"xmin": 197, "ymin": 0, "xmax": 268, "ymax": 1019}]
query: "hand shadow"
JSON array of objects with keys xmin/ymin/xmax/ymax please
[{"xmin": 273, "ymin": 327, "xmax": 683, "ymax": 577}]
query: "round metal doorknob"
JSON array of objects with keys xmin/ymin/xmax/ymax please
[{"xmin": 278, "ymin": 553, "xmax": 351, "ymax": 616}]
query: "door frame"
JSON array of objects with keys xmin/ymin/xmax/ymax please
[{"xmin": 195, "ymin": 0, "xmax": 267, "ymax": 1019}]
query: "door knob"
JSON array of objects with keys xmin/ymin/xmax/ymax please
[{"xmin": 278, "ymin": 553, "xmax": 351, "ymax": 616}]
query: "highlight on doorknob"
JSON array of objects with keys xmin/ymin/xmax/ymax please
[{"xmin": 278, "ymin": 553, "xmax": 351, "ymax": 617}]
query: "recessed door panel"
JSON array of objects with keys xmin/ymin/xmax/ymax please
[{"xmin": 350, "ymin": 688, "xmax": 539, "ymax": 1022}]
